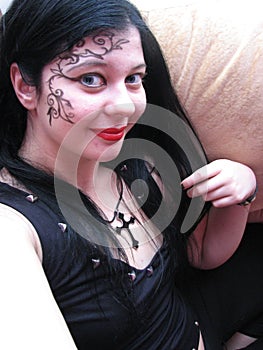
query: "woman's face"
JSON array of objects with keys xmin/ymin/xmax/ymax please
[{"xmin": 32, "ymin": 26, "xmax": 146, "ymax": 164}]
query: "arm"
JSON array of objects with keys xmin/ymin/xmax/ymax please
[
  {"xmin": 248, "ymin": 209, "xmax": 263, "ymax": 223},
  {"xmin": 181, "ymin": 159, "xmax": 257, "ymax": 269},
  {"xmin": 0, "ymin": 204, "xmax": 77, "ymax": 349}
]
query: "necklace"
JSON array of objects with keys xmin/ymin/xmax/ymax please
[{"xmin": 106, "ymin": 177, "xmax": 139, "ymax": 250}]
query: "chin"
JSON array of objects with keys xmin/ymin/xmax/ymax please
[
  {"xmin": 85, "ymin": 142, "xmax": 123, "ymax": 163},
  {"xmin": 98, "ymin": 149, "xmax": 123, "ymax": 163}
]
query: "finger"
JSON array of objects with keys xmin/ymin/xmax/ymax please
[
  {"xmin": 181, "ymin": 162, "xmax": 221, "ymax": 190},
  {"xmin": 204, "ymin": 185, "xmax": 233, "ymax": 202},
  {"xmin": 211, "ymin": 196, "xmax": 239, "ymax": 208},
  {"xmin": 186, "ymin": 175, "xmax": 228, "ymax": 198}
]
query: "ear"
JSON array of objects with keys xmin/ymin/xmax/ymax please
[{"xmin": 10, "ymin": 63, "xmax": 37, "ymax": 110}]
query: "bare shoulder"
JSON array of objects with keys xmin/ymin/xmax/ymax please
[
  {"xmin": 0, "ymin": 204, "xmax": 77, "ymax": 348},
  {"xmin": 0, "ymin": 203, "xmax": 42, "ymax": 261}
]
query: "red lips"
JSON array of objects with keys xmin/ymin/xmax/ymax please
[{"xmin": 97, "ymin": 126, "xmax": 126, "ymax": 141}]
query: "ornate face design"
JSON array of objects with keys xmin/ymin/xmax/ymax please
[
  {"xmin": 30, "ymin": 26, "xmax": 147, "ymax": 166},
  {"xmin": 47, "ymin": 30, "xmax": 131, "ymax": 125}
]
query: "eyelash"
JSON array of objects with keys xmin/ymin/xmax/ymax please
[
  {"xmin": 79, "ymin": 73, "xmax": 146, "ymax": 89},
  {"xmin": 80, "ymin": 74, "xmax": 105, "ymax": 88}
]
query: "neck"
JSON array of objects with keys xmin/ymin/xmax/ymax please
[
  {"xmin": 20, "ymin": 122, "xmax": 123, "ymax": 217},
  {"xmin": 20, "ymin": 127, "xmax": 105, "ymax": 196}
]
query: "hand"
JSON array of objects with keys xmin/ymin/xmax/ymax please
[{"xmin": 181, "ymin": 159, "xmax": 257, "ymax": 208}]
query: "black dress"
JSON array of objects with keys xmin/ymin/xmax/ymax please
[{"xmin": 0, "ymin": 182, "xmax": 201, "ymax": 350}]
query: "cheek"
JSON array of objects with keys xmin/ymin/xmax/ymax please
[
  {"xmin": 133, "ymin": 91, "xmax": 147, "ymax": 122},
  {"xmin": 65, "ymin": 92, "xmax": 103, "ymax": 120}
]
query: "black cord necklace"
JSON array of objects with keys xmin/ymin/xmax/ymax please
[{"xmin": 105, "ymin": 177, "xmax": 139, "ymax": 250}]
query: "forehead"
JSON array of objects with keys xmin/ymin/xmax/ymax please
[
  {"xmin": 51, "ymin": 26, "xmax": 143, "ymax": 66},
  {"xmin": 70, "ymin": 26, "xmax": 142, "ymax": 60},
  {"xmin": 42, "ymin": 26, "xmax": 145, "ymax": 77}
]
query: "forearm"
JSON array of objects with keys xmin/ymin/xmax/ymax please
[
  {"xmin": 190, "ymin": 204, "xmax": 250, "ymax": 269},
  {"xmin": 182, "ymin": 158, "xmax": 257, "ymax": 269}
]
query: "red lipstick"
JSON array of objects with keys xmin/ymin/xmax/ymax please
[{"xmin": 97, "ymin": 126, "xmax": 126, "ymax": 141}]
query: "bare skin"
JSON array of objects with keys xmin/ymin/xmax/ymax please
[
  {"xmin": 3, "ymin": 23, "xmax": 257, "ymax": 350},
  {"xmin": 226, "ymin": 333, "xmax": 257, "ymax": 349}
]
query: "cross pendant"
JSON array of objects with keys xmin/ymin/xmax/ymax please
[{"xmin": 115, "ymin": 212, "xmax": 139, "ymax": 250}]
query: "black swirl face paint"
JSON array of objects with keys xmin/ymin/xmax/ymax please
[{"xmin": 47, "ymin": 31, "xmax": 130, "ymax": 125}]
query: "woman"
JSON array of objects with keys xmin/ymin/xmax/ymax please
[{"xmin": 0, "ymin": 0, "xmax": 258, "ymax": 349}]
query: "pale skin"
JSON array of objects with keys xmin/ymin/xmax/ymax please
[
  {"xmin": 183, "ymin": 158, "xmax": 256, "ymax": 270},
  {"xmin": 0, "ymin": 26, "xmax": 257, "ymax": 349}
]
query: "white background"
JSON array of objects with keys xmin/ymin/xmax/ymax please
[{"xmin": 0, "ymin": 0, "xmax": 11, "ymax": 13}]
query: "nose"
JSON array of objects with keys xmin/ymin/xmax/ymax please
[{"xmin": 104, "ymin": 84, "xmax": 136, "ymax": 118}]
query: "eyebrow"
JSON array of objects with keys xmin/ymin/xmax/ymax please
[
  {"xmin": 67, "ymin": 60, "xmax": 106, "ymax": 72},
  {"xmin": 66, "ymin": 60, "xmax": 147, "ymax": 72},
  {"xmin": 134, "ymin": 63, "xmax": 147, "ymax": 70}
]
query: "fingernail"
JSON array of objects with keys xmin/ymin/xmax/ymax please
[{"xmin": 181, "ymin": 182, "xmax": 186, "ymax": 190}]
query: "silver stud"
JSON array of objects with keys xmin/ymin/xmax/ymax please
[
  {"xmin": 91, "ymin": 258, "xmax": 100, "ymax": 269},
  {"xmin": 25, "ymin": 194, "xmax": 38, "ymax": 203},
  {"xmin": 137, "ymin": 193, "xmax": 145, "ymax": 200},
  {"xmin": 58, "ymin": 222, "xmax": 67, "ymax": 232},
  {"xmin": 120, "ymin": 164, "xmax": 127, "ymax": 171},
  {"xmin": 146, "ymin": 266, "xmax": 154, "ymax": 277},
  {"xmin": 128, "ymin": 270, "xmax": 136, "ymax": 281},
  {"xmin": 194, "ymin": 321, "xmax": 199, "ymax": 327}
]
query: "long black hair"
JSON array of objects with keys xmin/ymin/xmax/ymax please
[{"xmin": 0, "ymin": 0, "xmax": 209, "ymax": 275}]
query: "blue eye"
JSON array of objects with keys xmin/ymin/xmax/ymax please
[
  {"xmin": 125, "ymin": 74, "xmax": 143, "ymax": 86},
  {"xmin": 80, "ymin": 74, "xmax": 105, "ymax": 88}
]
